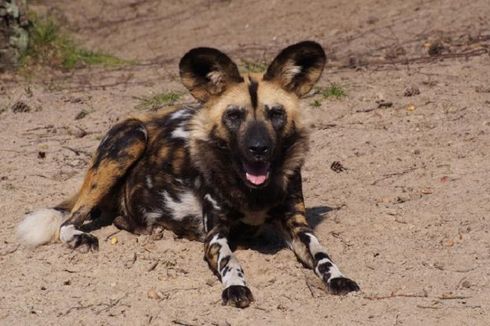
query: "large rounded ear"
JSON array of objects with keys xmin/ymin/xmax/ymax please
[
  {"xmin": 179, "ymin": 47, "xmax": 244, "ymax": 102},
  {"xmin": 263, "ymin": 41, "xmax": 326, "ymax": 97}
]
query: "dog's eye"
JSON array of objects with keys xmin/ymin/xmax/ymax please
[
  {"xmin": 226, "ymin": 110, "xmax": 242, "ymax": 121},
  {"xmin": 269, "ymin": 107, "xmax": 284, "ymax": 119},
  {"xmin": 223, "ymin": 107, "xmax": 244, "ymax": 130},
  {"xmin": 267, "ymin": 105, "xmax": 286, "ymax": 129},
  {"xmin": 215, "ymin": 138, "xmax": 227, "ymax": 149}
]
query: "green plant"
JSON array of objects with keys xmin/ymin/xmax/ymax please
[
  {"xmin": 61, "ymin": 47, "xmax": 127, "ymax": 69},
  {"xmin": 135, "ymin": 91, "xmax": 184, "ymax": 111},
  {"xmin": 310, "ymin": 99, "xmax": 322, "ymax": 108},
  {"xmin": 240, "ymin": 60, "xmax": 267, "ymax": 73},
  {"xmin": 21, "ymin": 14, "xmax": 128, "ymax": 69},
  {"xmin": 309, "ymin": 84, "xmax": 347, "ymax": 108},
  {"xmin": 318, "ymin": 84, "xmax": 346, "ymax": 99}
]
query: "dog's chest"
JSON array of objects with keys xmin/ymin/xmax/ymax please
[{"xmin": 240, "ymin": 209, "xmax": 268, "ymax": 226}]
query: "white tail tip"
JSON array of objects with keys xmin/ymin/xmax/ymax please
[{"xmin": 16, "ymin": 208, "xmax": 64, "ymax": 247}]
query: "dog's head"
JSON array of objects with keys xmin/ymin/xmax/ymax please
[{"xmin": 181, "ymin": 41, "xmax": 326, "ymax": 196}]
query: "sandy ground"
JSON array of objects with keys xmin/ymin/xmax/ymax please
[{"xmin": 1, "ymin": 0, "xmax": 490, "ymax": 325}]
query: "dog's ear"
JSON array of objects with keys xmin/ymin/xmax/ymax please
[
  {"xmin": 179, "ymin": 47, "xmax": 243, "ymax": 102},
  {"xmin": 263, "ymin": 41, "xmax": 326, "ymax": 97}
]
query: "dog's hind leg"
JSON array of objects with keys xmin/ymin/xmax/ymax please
[{"xmin": 60, "ymin": 119, "xmax": 147, "ymax": 252}]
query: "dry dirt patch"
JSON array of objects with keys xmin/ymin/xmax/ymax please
[{"xmin": 1, "ymin": 0, "xmax": 489, "ymax": 325}]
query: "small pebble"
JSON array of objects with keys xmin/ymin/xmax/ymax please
[
  {"xmin": 461, "ymin": 280, "xmax": 471, "ymax": 288},
  {"xmin": 11, "ymin": 101, "xmax": 31, "ymax": 113},
  {"xmin": 403, "ymin": 86, "xmax": 420, "ymax": 97},
  {"xmin": 147, "ymin": 288, "xmax": 164, "ymax": 300}
]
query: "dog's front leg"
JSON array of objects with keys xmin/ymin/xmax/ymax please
[
  {"xmin": 284, "ymin": 218, "xmax": 360, "ymax": 294},
  {"xmin": 279, "ymin": 172, "xmax": 360, "ymax": 295},
  {"xmin": 204, "ymin": 225, "xmax": 254, "ymax": 308}
]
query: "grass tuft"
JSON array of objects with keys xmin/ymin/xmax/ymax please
[
  {"xmin": 318, "ymin": 84, "xmax": 346, "ymax": 99},
  {"xmin": 309, "ymin": 83, "xmax": 347, "ymax": 108},
  {"xmin": 310, "ymin": 99, "xmax": 322, "ymax": 108},
  {"xmin": 240, "ymin": 60, "xmax": 267, "ymax": 74},
  {"xmin": 135, "ymin": 91, "xmax": 184, "ymax": 111},
  {"xmin": 61, "ymin": 48, "xmax": 128, "ymax": 69},
  {"xmin": 21, "ymin": 14, "xmax": 128, "ymax": 70}
]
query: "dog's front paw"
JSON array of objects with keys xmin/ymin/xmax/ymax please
[
  {"xmin": 327, "ymin": 277, "xmax": 360, "ymax": 295},
  {"xmin": 221, "ymin": 285, "xmax": 254, "ymax": 308},
  {"xmin": 69, "ymin": 233, "xmax": 99, "ymax": 253}
]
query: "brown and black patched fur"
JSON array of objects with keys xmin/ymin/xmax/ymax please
[{"xmin": 40, "ymin": 41, "xmax": 359, "ymax": 307}]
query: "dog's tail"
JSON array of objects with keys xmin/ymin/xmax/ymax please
[{"xmin": 16, "ymin": 195, "xmax": 77, "ymax": 247}]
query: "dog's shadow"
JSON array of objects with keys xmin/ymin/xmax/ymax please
[
  {"xmin": 80, "ymin": 205, "xmax": 336, "ymax": 255},
  {"xmin": 233, "ymin": 205, "xmax": 336, "ymax": 255},
  {"xmin": 306, "ymin": 206, "xmax": 334, "ymax": 230}
]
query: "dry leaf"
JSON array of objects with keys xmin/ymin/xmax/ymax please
[{"xmin": 147, "ymin": 288, "xmax": 163, "ymax": 300}]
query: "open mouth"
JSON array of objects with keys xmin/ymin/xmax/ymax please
[{"xmin": 242, "ymin": 161, "xmax": 270, "ymax": 186}]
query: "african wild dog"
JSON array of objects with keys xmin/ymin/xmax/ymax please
[{"xmin": 17, "ymin": 41, "xmax": 360, "ymax": 307}]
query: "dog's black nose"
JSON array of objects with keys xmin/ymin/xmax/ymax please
[
  {"xmin": 244, "ymin": 121, "xmax": 272, "ymax": 160},
  {"xmin": 248, "ymin": 143, "xmax": 270, "ymax": 156}
]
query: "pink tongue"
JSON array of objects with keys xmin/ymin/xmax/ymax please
[
  {"xmin": 246, "ymin": 172, "xmax": 268, "ymax": 185},
  {"xmin": 243, "ymin": 162, "xmax": 270, "ymax": 185}
]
